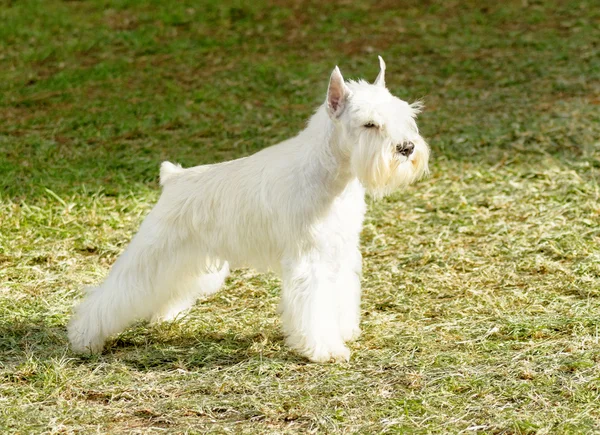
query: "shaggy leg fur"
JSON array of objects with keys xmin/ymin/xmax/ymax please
[
  {"xmin": 68, "ymin": 212, "xmax": 209, "ymax": 352},
  {"xmin": 336, "ymin": 248, "xmax": 362, "ymax": 342},
  {"xmin": 279, "ymin": 254, "xmax": 350, "ymax": 362},
  {"xmin": 150, "ymin": 262, "xmax": 230, "ymax": 323}
]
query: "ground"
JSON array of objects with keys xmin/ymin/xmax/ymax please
[{"xmin": 1, "ymin": 0, "xmax": 599, "ymax": 433}]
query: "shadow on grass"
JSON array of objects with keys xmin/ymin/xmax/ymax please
[
  {"xmin": 103, "ymin": 327, "xmax": 302, "ymax": 371},
  {"xmin": 0, "ymin": 318, "xmax": 301, "ymax": 370},
  {"xmin": 0, "ymin": 320, "xmax": 68, "ymax": 363}
]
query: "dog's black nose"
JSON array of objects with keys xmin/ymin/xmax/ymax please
[{"xmin": 396, "ymin": 141, "xmax": 414, "ymax": 157}]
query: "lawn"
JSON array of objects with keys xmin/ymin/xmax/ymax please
[{"xmin": 1, "ymin": 0, "xmax": 600, "ymax": 433}]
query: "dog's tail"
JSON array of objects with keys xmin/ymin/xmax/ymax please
[{"xmin": 159, "ymin": 161, "xmax": 184, "ymax": 186}]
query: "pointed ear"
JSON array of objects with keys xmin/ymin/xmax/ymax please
[
  {"xmin": 326, "ymin": 66, "xmax": 350, "ymax": 119},
  {"xmin": 374, "ymin": 55, "xmax": 386, "ymax": 87}
]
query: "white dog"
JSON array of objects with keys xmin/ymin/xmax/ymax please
[{"xmin": 68, "ymin": 57, "xmax": 430, "ymax": 362}]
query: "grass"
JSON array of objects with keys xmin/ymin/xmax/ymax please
[{"xmin": 1, "ymin": 0, "xmax": 600, "ymax": 433}]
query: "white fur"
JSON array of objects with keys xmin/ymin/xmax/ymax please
[{"xmin": 68, "ymin": 58, "xmax": 430, "ymax": 362}]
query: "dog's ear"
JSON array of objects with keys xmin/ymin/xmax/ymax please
[
  {"xmin": 327, "ymin": 66, "xmax": 351, "ymax": 119},
  {"xmin": 374, "ymin": 55, "xmax": 386, "ymax": 87}
]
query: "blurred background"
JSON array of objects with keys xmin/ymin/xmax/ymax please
[{"xmin": 2, "ymin": 0, "xmax": 598, "ymax": 197}]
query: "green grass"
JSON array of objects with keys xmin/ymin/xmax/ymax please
[{"xmin": 1, "ymin": 0, "xmax": 600, "ymax": 433}]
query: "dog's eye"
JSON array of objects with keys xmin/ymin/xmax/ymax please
[{"xmin": 364, "ymin": 122, "xmax": 377, "ymax": 128}]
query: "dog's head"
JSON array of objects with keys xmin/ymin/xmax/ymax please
[{"xmin": 325, "ymin": 57, "xmax": 430, "ymax": 197}]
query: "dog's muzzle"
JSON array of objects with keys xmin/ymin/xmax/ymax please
[{"xmin": 396, "ymin": 141, "xmax": 415, "ymax": 157}]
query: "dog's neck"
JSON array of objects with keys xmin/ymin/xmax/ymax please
[{"xmin": 300, "ymin": 105, "xmax": 358, "ymax": 199}]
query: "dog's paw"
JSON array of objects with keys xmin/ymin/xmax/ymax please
[
  {"xmin": 68, "ymin": 332, "xmax": 105, "ymax": 354},
  {"xmin": 149, "ymin": 307, "xmax": 188, "ymax": 324},
  {"xmin": 284, "ymin": 328, "xmax": 351, "ymax": 363},
  {"xmin": 340, "ymin": 325, "xmax": 361, "ymax": 342},
  {"xmin": 67, "ymin": 319, "xmax": 105, "ymax": 354},
  {"xmin": 295, "ymin": 340, "xmax": 350, "ymax": 363},
  {"xmin": 307, "ymin": 344, "xmax": 350, "ymax": 363}
]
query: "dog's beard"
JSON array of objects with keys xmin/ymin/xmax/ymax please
[{"xmin": 351, "ymin": 135, "xmax": 430, "ymax": 198}]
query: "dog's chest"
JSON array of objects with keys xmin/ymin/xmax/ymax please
[{"xmin": 319, "ymin": 179, "xmax": 367, "ymax": 237}]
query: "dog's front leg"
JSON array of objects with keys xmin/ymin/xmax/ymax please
[
  {"xmin": 336, "ymin": 248, "xmax": 362, "ymax": 342},
  {"xmin": 279, "ymin": 254, "xmax": 350, "ymax": 362}
]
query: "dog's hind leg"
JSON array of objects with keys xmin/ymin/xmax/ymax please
[
  {"xmin": 67, "ymin": 208, "xmax": 204, "ymax": 353},
  {"xmin": 150, "ymin": 261, "xmax": 230, "ymax": 323}
]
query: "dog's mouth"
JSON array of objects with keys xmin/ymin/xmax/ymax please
[{"xmin": 396, "ymin": 141, "xmax": 415, "ymax": 157}]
